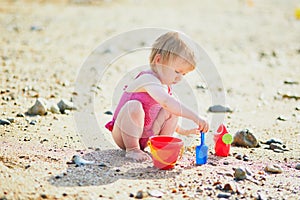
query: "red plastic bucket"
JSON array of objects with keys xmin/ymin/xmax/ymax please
[{"xmin": 148, "ymin": 136, "xmax": 184, "ymax": 170}]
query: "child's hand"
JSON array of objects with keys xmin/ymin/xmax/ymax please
[{"xmin": 196, "ymin": 117, "xmax": 209, "ymax": 133}]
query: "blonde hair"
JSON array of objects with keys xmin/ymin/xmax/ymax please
[{"xmin": 149, "ymin": 32, "xmax": 196, "ymax": 69}]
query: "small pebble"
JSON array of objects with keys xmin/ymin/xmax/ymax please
[
  {"xmin": 213, "ymin": 181, "xmax": 222, "ymax": 186},
  {"xmin": 264, "ymin": 164, "xmax": 283, "ymax": 173},
  {"xmin": 71, "ymin": 155, "xmax": 95, "ymax": 166},
  {"xmin": 217, "ymin": 192, "xmax": 231, "ymax": 198},
  {"xmin": 16, "ymin": 113, "xmax": 25, "ymax": 117},
  {"xmin": 148, "ymin": 190, "xmax": 164, "ymax": 198},
  {"xmin": 30, "ymin": 120, "xmax": 37, "ymax": 125},
  {"xmin": 135, "ymin": 190, "xmax": 148, "ymax": 199},
  {"xmin": 245, "ymin": 168, "xmax": 252, "ymax": 176},
  {"xmin": 263, "ymin": 138, "xmax": 283, "ymax": 145},
  {"xmin": 257, "ymin": 192, "xmax": 267, "ymax": 200},
  {"xmin": 40, "ymin": 138, "xmax": 48, "ymax": 144},
  {"xmin": 129, "ymin": 193, "xmax": 134, "ymax": 198},
  {"xmin": 0, "ymin": 196, "xmax": 8, "ymax": 200},
  {"xmin": 30, "ymin": 25, "xmax": 43, "ymax": 31},
  {"xmin": 104, "ymin": 110, "xmax": 113, "ymax": 115},
  {"xmin": 179, "ymin": 182, "xmax": 186, "ymax": 187},
  {"xmin": 243, "ymin": 155, "xmax": 249, "ymax": 161},
  {"xmin": 6, "ymin": 117, "xmax": 15, "ymax": 123},
  {"xmin": 235, "ymin": 154, "xmax": 242, "ymax": 160},
  {"xmin": 273, "ymin": 149, "xmax": 284, "ymax": 153},
  {"xmin": 57, "ymin": 99, "xmax": 76, "ymax": 113},
  {"xmin": 270, "ymin": 143, "xmax": 287, "ymax": 151},
  {"xmin": 196, "ymin": 83, "xmax": 207, "ymax": 89},
  {"xmin": 0, "ymin": 119, "xmax": 11, "ymax": 126},
  {"xmin": 281, "ymin": 93, "xmax": 300, "ymax": 100},
  {"xmin": 208, "ymin": 105, "xmax": 233, "ymax": 113},
  {"xmin": 55, "ymin": 175, "xmax": 63, "ymax": 179},
  {"xmin": 78, "ymin": 182, "xmax": 84, "ymax": 186},
  {"xmin": 277, "ymin": 116, "xmax": 288, "ymax": 121},
  {"xmin": 284, "ymin": 80, "xmax": 299, "ymax": 85},
  {"xmin": 49, "ymin": 103, "xmax": 60, "ymax": 114},
  {"xmin": 27, "ymin": 98, "xmax": 48, "ymax": 116},
  {"xmin": 223, "ymin": 161, "xmax": 229, "ymax": 165},
  {"xmin": 234, "ymin": 167, "xmax": 247, "ymax": 180},
  {"xmin": 208, "ymin": 162, "xmax": 217, "ymax": 166},
  {"xmin": 215, "ymin": 184, "xmax": 222, "ymax": 190},
  {"xmin": 223, "ymin": 183, "xmax": 234, "ymax": 192},
  {"xmin": 295, "ymin": 163, "xmax": 300, "ymax": 170}
]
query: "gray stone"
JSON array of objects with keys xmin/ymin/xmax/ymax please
[
  {"xmin": 29, "ymin": 120, "xmax": 37, "ymax": 125},
  {"xmin": 16, "ymin": 113, "xmax": 25, "ymax": 117},
  {"xmin": 0, "ymin": 119, "xmax": 11, "ymax": 126},
  {"xmin": 208, "ymin": 105, "xmax": 233, "ymax": 113},
  {"xmin": 27, "ymin": 98, "xmax": 48, "ymax": 116},
  {"xmin": 277, "ymin": 115, "xmax": 288, "ymax": 121},
  {"xmin": 104, "ymin": 110, "xmax": 113, "ymax": 115},
  {"xmin": 270, "ymin": 143, "xmax": 284, "ymax": 151},
  {"xmin": 234, "ymin": 167, "xmax": 247, "ymax": 180},
  {"xmin": 295, "ymin": 163, "xmax": 300, "ymax": 170},
  {"xmin": 264, "ymin": 164, "xmax": 283, "ymax": 173},
  {"xmin": 217, "ymin": 192, "xmax": 231, "ymax": 198},
  {"xmin": 148, "ymin": 190, "xmax": 163, "ymax": 198},
  {"xmin": 6, "ymin": 117, "xmax": 15, "ymax": 123},
  {"xmin": 48, "ymin": 102, "xmax": 60, "ymax": 114},
  {"xmin": 57, "ymin": 99, "xmax": 76, "ymax": 113},
  {"xmin": 232, "ymin": 129, "xmax": 259, "ymax": 148},
  {"xmin": 135, "ymin": 190, "xmax": 148, "ymax": 199},
  {"xmin": 270, "ymin": 143, "xmax": 289, "ymax": 152},
  {"xmin": 262, "ymin": 138, "xmax": 283, "ymax": 145},
  {"xmin": 71, "ymin": 155, "xmax": 95, "ymax": 166},
  {"xmin": 273, "ymin": 149, "xmax": 284, "ymax": 153}
]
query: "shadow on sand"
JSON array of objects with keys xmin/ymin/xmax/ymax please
[{"xmin": 49, "ymin": 149, "xmax": 183, "ymax": 187}]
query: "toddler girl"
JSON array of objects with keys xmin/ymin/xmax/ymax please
[{"xmin": 105, "ymin": 31, "xmax": 209, "ymax": 161}]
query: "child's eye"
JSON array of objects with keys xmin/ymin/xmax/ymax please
[{"xmin": 175, "ymin": 70, "xmax": 186, "ymax": 76}]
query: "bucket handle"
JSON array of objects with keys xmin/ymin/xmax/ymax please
[{"xmin": 179, "ymin": 146, "xmax": 184, "ymax": 160}]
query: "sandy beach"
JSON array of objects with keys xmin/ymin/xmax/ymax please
[{"xmin": 1, "ymin": 0, "xmax": 300, "ymax": 199}]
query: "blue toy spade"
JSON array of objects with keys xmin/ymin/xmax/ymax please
[{"xmin": 196, "ymin": 132, "xmax": 208, "ymax": 165}]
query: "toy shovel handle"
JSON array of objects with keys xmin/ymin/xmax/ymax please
[{"xmin": 201, "ymin": 132, "xmax": 206, "ymax": 145}]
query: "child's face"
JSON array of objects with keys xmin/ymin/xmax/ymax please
[{"xmin": 157, "ymin": 56, "xmax": 194, "ymax": 85}]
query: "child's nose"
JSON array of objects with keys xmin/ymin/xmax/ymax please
[{"xmin": 176, "ymin": 75, "xmax": 182, "ymax": 81}]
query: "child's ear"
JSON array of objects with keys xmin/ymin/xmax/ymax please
[{"xmin": 154, "ymin": 54, "xmax": 162, "ymax": 64}]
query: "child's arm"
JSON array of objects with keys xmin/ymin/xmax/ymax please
[
  {"xmin": 139, "ymin": 75, "xmax": 209, "ymax": 132},
  {"xmin": 176, "ymin": 125, "xmax": 199, "ymax": 136}
]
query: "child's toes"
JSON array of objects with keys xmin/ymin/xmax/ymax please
[{"xmin": 137, "ymin": 152, "xmax": 151, "ymax": 162}]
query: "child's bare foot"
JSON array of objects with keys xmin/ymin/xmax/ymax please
[{"xmin": 125, "ymin": 148, "xmax": 151, "ymax": 162}]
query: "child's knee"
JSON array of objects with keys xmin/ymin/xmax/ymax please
[
  {"xmin": 162, "ymin": 109, "xmax": 177, "ymax": 120},
  {"xmin": 124, "ymin": 100, "xmax": 144, "ymax": 118}
]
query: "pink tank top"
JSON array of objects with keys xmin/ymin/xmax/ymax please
[{"xmin": 105, "ymin": 70, "xmax": 171, "ymax": 150}]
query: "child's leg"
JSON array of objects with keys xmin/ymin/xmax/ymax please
[
  {"xmin": 152, "ymin": 108, "xmax": 178, "ymax": 136},
  {"xmin": 112, "ymin": 100, "xmax": 151, "ymax": 161}
]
